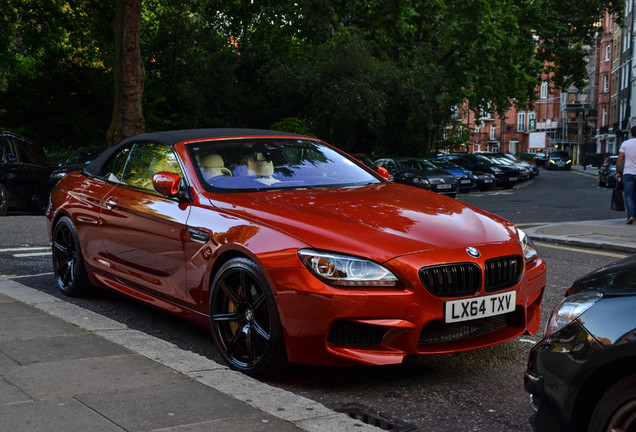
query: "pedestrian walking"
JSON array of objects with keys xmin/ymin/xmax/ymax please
[{"xmin": 616, "ymin": 125, "xmax": 636, "ymax": 224}]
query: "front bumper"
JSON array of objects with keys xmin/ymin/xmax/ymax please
[
  {"xmin": 524, "ymin": 320, "xmax": 604, "ymax": 430},
  {"xmin": 268, "ymin": 248, "xmax": 546, "ymax": 367}
]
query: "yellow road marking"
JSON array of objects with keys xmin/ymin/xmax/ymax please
[{"xmin": 534, "ymin": 241, "xmax": 628, "ymax": 258}]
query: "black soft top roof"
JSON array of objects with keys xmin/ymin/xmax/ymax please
[{"xmin": 84, "ymin": 128, "xmax": 308, "ymax": 176}]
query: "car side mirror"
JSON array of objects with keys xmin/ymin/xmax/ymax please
[
  {"xmin": 376, "ymin": 166, "xmax": 391, "ymax": 181},
  {"xmin": 152, "ymin": 172, "xmax": 182, "ymax": 197}
]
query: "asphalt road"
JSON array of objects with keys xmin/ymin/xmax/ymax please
[{"xmin": 0, "ymin": 168, "xmax": 626, "ymax": 431}]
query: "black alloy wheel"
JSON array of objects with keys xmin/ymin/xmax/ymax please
[
  {"xmin": 588, "ymin": 374, "xmax": 636, "ymax": 432},
  {"xmin": 52, "ymin": 216, "xmax": 87, "ymax": 296},
  {"xmin": 0, "ymin": 184, "xmax": 7, "ymax": 216},
  {"xmin": 210, "ymin": 257, "xmax": 286, "ymax": 377}
]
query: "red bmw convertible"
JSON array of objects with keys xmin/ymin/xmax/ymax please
[{"xmin": 47, "ymin": 129, "xmax": 546, "ymax": 376}]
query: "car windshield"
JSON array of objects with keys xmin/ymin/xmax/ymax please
[
  {"xmin": 65, "ymin": 147, "xmax": 106, "ymax": 165},
  {"xmin": 398, "ymin": 159, "xmax": 438, "ymax": 172},
  {"xmin": 429, "ymin": 159, "xmax": 460, "ymax": 169},
  {"xmin": 473, "ymin": 156, "xmax": 495, "ymax": 167},
  {"xmin": 188, "ymin": 138, "xmax": 382, "ymax": 191},
  {"xmin": 551, "ymin": 151, "xmax": 569, "ymax": 159}
]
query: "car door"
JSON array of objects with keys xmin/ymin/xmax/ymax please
[
  {"xmin": 15, "ymin": 137, "xmax": 50, "ymax": 211},
  {"xmin": 0, "ymin": 135, "xmax": 25, "ymax": 208},
  {"xmin": 97, "ymin": 141, "xmax": 195, "ymax": 306}
]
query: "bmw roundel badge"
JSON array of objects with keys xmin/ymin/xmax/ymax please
[{"xmin": 466, "ymin": 247, "xmax": 481, "ymax": 258}]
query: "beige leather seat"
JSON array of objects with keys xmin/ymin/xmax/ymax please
[
  {"xmin": 246, "ymin": 153, "xmax": 274, "ymax": 177},
  {"xmin": 245, "ymin": 153, "xmax": 279, "ymax": 185},
  {"xmin": 201, "ymin": 154, "xmax": 232, "ymax": 178}
]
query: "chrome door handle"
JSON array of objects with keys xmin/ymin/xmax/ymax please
[{"xmin": 105, "ymin": 197, "xmax": 118, "ymax": 209}]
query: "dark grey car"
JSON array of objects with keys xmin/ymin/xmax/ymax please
[
  {"xmin": 0, "ymin": 131, "xmax": 50, "ymax": 215},
  {"xmin": 375, "ymin": 157, "xmax": 458, "ymax": 197},
  {"xmin": 525, "ymin": 255, "xmax": 636, "ymax": 432}
]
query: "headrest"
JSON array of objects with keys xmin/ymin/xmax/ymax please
[
  {"xmin": 201, "ymin": 154, "xmax": 231, "ymax": 178},
  {"xmin": 201, "ymin": 154, "xmax": 225, "ymax": 169},
  {"xmin": 246, "ymin": 152, "xmax": 274, "ymax": 177}
]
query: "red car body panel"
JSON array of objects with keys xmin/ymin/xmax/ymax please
[{"xmin": 47, "ymin": 130, "xmax": 546, "ymax": 368}]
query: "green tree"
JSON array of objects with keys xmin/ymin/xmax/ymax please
[
  {"xmin": 0, "ymin": 0, "xmax": 113, "ymax": 149},
  {"xmin": 108, "ymin": 0, "xmax": 145, "ymax": 146}
]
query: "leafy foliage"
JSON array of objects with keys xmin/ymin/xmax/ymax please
[{"xmin": 0, "ymin": 0, "xmax": 622, "ymax": 155}]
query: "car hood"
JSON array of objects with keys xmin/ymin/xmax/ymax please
[
  {"xmin": 571, "ymin": 254, "xmax": 636, "ymax": 295},
  {"xmin": 443, "ymin": 168, "xmax": 471, "ymax": 176},
  {"xmin": 208, "ymin": 182, "xmax": 518, "ymax": 262}
]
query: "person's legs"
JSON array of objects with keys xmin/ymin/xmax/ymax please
[{"xmin": 623, "ymin": 174, "xmax": 636, "ymax": 222}]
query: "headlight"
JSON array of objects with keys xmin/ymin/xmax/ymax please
[
  {"xmin": 51, "ymin": 172, "xmax": 66, "ymax": 181},
  {"xmin": 518, "ymin": 228, "xmax": 538, "ymax": 263},
  {"xmin": 298, "ymin": 249, "xmax": 399, "ymax": 287},
  {"xmin": 413, "ymin": 177, "xmax": 430, "ymax": 185},
  {"xmin": 545, "ymin": 291, "xmax": 603, "ymax": 336}
]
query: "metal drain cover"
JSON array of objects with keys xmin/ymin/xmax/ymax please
[{"xmin": 335, "ymin": 403, "xmax": 418, "ymax": 431}]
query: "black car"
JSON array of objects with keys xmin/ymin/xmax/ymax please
[
  {"xmin": 375, "ymin": 157, "xmax": 458, "ymax": 197},
  {"xmin": 49, "ymin": 146, "xmax": 108, "ymax": 189},
  {"xmin": 546, "ymin": 150, "xmax": 572, "ymax": 170},
  {"xmin": 0, "ymin": 131, "xmax": 50, "ymax": 215},
  {"xmin": 477, "ymin": 151, "xmax": 540, "ymax": 178},
  {"xmin": 525, "ymin": 255, "xmax": 636, "ymax": 432},
  {"xmin": 442, "ymin": 153, "xmax": 520, "ymax": 189},
  {"xmin": 534, "ymin": 151, "xmax": 548, "ymax": 167},
  {"xmin": 598, "ymin": 155, "xmax": 618, "ymax": 188}
]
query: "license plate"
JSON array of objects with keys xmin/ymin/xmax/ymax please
[
  {"xmin": 460, "ymin": 179, "xmax": 472, "ymax": 184},
  {"xmin": 509, "ymin": 177, "xmax": 518, "ymax": 181},
  {"xmin": 437, "ymin": 184, "xmax": 452, "ymax": 189},
  {"xmin": 445, "ymin": 291, "xmax": 516, "ymax": 323},
  {"xmin": 484, "ymin": 179, "xmax": 493, "ymax": 183}
]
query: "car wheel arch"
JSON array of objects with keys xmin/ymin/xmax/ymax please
[
  {"xmin": 207, "ymin": 255, "xmax": 288, "ymax": 377},
  {"xmin": 570, "ymin": 356, "xmax": 636, "ymax": 430}
]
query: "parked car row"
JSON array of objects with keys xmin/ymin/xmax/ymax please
[{"xmin": 360, "ymin": 152, "xmax": 542, "ymax": 198}]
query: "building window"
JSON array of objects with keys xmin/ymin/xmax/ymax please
[
  {"xmin": 540, "ymin": 81, "xmax": 548, "ymax": 99},
  {"xmin": 605, "ymin": 44, "xmax": 611, "ymax": 61},
  {"xmin": 490, "ymin": 125, "xmax": 496, "ymax": 140},
  {"xmin": 602, "ymin": 107, "xmax": 607, "ymax": 127},
  {"xmin": 604, "ymin": 75, "xmax": 609, "ymax": 92},
  {"xmin": 517, "ymin": 112, "xmax": 526, "ymax": 131}
]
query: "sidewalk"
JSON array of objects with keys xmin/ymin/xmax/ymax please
[
  {"xmin": 525, "ymin": 218, "xmax": 636, "ymax": 254},
  {"xmin": 526, "ymin": 164, "xmax": 636, "ymax": 255},
  {"xmin": 0, "ymin": 279, "xmax": 376, "ymax": 432}
]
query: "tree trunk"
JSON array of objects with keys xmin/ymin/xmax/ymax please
[{"xmin": 107, "ymin": 0, "xmax": 145, "ymax": 146}]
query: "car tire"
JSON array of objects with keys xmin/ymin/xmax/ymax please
[
  {"xmin": 588, "ymin": 374, "xmax": 636, "ymax": 432},
  {"xmin": 209, "ymin": 257, "xmax": 287, "ymax": 377},
  {"xmin": 52, "ymin": 216, "xmax": 88, "ymax": 296},
  {"xmin": 0, "ymin": 184, "xmax": 7, "ymax": 216}
]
